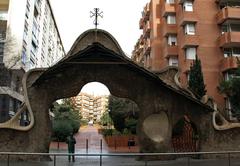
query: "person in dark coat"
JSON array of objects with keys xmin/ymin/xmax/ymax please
[{"xmin": 66, "ymin": 133, "xmax": 76, "ymax": 162}]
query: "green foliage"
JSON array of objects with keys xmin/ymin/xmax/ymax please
[
  {"xmin": 108, "ymin": 95, "xmax": 139, "ymax": 134},
  {"xmin": 189, "ymin": 58, "xmax": 206, "ymax": 99},
  {"xmin": 125, "ymin": 118, "xmax": 138, "ymax": 134},
  {"xmin": 52, "ymin": 120, "xmax": 73, "ymax": 142},
  {"xmin": 100, "ymin": 111, "xmax": 113, "ymax": 126},
  {"xmin": 52, "ymin": 101, "xmax": 81, "ymax": 141},
  {"xmin": 219, "ymin": 67, "xmax": 240, "ymax": 118}
]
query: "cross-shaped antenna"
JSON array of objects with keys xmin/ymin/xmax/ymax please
[{"xmin": 90, "ymin": 8, "xmax": 103, "ymax": 29}]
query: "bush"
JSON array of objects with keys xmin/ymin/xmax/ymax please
[
  {"xmin": 101, "ymin": 129, "xmax": 113, "ymax": 136},
  {"xmin": 125, "ymin": 118, "xmax": 137, "ymax": 134}
]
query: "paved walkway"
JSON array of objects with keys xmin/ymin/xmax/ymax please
[
  {"xmin": 50, "ymin": 125, "xmax": 139, "ymax": 153},
  {"xmin": 3, "ymin": 156, "xmax": 240, "ymax": 166}
]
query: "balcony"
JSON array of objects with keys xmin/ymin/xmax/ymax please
[
  {"xmin": 142, "ymin": 3, "xmax": 150, "ymax": 21},
  {"xmin": 179, "ymin": 12, "xmax": 198, "ymax": 26},
  {"xmin": 162, "ymin": 3, "xmax": 176, "ymax": 17},
  {"xmin": 181, "ymin": 35, "xmax": 199, "ymax": 48},
  {"xmin": 219, "ymin": 32, "xmax": 240, "ymax": 47},
  {"xmin": 216, "ymin": 0, "xmax": 240, "ymax": 5},
  {"xmin": 220, "ymin": 56, "xmax": 239, "ymax": 72},
  {"xmin": 163, "ymin": 24, "xmax": 177, "ymax": 36},
  {"xmin": 164, "ymin": 45, "xmax": 178, "ymax": 58},
  {"xmin": 144, "ymin": 39, "xmax": 151, "ymax": 55},
  {"xmin": 217, "ymin": 7, "xmax": 240, "ymax": 24},
  {"xmin": 139, "ymin": 18, "xmax": 144, "ymax": 29},
  {"xmin": 143, "ymin": 21, "xmax": 151, "ymax": 38},
  {"xmin": 178, "ymin": 0, "xmax": 194, "ymax": 3}
]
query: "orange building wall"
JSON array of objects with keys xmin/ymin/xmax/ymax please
[{"xmin": 132, "ymin": 0, "xmax": 240, "ymax": 109}]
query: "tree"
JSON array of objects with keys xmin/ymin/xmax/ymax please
[
  {"xmin": 219, "ymin": 58, "xmax": 240, "ymax": 119},
  {"xmin": 108, "ymin": 95, "xmax": 139, "ymax": 134},
  {"xmin": 52, "ymin": 102, "xmax": 81, "ymax": 141},
  {"xmin": 188, "ymin": 58, "xmax": 206, "ymax": 99},
  {"xmin": 0, "ymin": 28, "xmax": 21, "ymax": 69}
]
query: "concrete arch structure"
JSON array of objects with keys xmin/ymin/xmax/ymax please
[{"xmin": 2, "ymin": 29, "xmax": 238, "ymax": 159}]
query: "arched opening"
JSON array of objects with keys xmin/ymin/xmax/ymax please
[
  {"xmin": 172, "ymin": 115, "xmax": 199, "ymax": 153},
  {"xmin": 50, "ymin": 81, "xmax": 140, "ymax": 153}
]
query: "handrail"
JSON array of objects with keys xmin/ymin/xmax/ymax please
[{"xmin": 0, "ymin": 150, "xmax": 240, "ymax": 156}]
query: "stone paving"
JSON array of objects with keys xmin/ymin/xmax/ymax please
[{"xmin": 50, "ymin": 125, "xmax": 139, "ymax": 153}]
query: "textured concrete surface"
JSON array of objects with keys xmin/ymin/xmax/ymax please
[{"xmin": 0, "ymin": 29, "xmax": 239, "ymax": 160}]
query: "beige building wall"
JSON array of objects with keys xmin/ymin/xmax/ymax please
[
  {"xmin": 0, "ymin": 0, "xmax": 65, "ymax": 70},
  {"xmin": 71, "ymin": 92, "xmax": 109, "ymax": 123}
]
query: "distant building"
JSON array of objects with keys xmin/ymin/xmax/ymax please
[
  {"xmin": 0, "ymin": 0, "xmax": 65, "ymax": 122},
  {"xmin": 71, "ymin": 93, "xmax": 109, "ymax": 123},
  {"xmin": 132, "ymin": 0, "xmax": 240, "ymax": 119}
]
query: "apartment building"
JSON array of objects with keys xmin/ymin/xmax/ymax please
[
  {"xmin": 71, "ymin": 93, "xmax": 109, "ymax": 123},
  {"xmin": 0, "ymin": 0, "xmax": 65, "ymax": 123},
  {"xmin": 0, "ymin": 0, "xmax": 65, "ymax": 70},
  {"xmin": 132, "ymin": 0, "xmax": 240, "ymax": 117}
]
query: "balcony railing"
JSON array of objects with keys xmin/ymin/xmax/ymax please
[
  {"xmin": 139, "ymin": 18, "xmax": 144, "ymax": 29},
  {"xmin": 181, "ymin": 35, "xmax": 199, "ymax": 48},
  {"xmin": 144, "ymin": 39, "xmax": 151, "ymax": 55},
  {"xmin": 143, "ymin": 21, "xmax": 151, "ymax": 37},
  {"xmin": 179, "ymin": 12, "xmax": 198, "ymax": 26},
  {"xmin": 162, "ymin": 3, "xmax": 176, "ymax": 16},
  {"xmin": 164, "ymin": 45, "xmax": 178, "ymax": 58},
  {"xmin": 217, "ymin": 6, "xmax": 240, "ymax": 24},
  {"xmin": 142, "ymin": 3, "xmax": 150, "ymax": 21},
  {"xmin": 219, "ymin": 32, "xmax": 240, "ymax": 47},
  {"xmin": 163, "ymin": 24, "xmax": 177, "ymax": 36},
  {"xmin": 220, "ymin": 56, "xmax": 239, "ymax": 72}
]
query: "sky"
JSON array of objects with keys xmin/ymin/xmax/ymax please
[{"xmin": 50, "ymin": 0, "xmax": 149, "ymax": 95}]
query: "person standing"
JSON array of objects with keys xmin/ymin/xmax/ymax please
[{"xmin": 66, "ymin": 133, "xmax": 76, "ymax": 162}]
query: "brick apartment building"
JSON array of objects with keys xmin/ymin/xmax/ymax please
[{"xmin": 132, "ymin": 0, "xmax": 240, "ymax": 118}]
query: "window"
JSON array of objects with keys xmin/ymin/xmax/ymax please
[
  {"xmin": 184, "ymin": 23, "xmax": 195, "ymax": 35},
  {"xmin": 233, "ymin": 48, "xmax": 240, "ymax": 57},
  {"xmin": 21, "ymin": 45, "xmax": 27, "ymax": 65},
  {"xmin": 168, "ymin": 57, "xmax": 178, "ymax": 66},
  {"xmin": 185, "ymin": 47, "xmax": 196, "ymax": 60},
  {"xmin": 221, "ymin": 25, "xmax": 228, "ymax": 34},
  {"xmin": 223, "ymin": 48, "xmax": 240, "ymax": 57},
  {"xmin": 168, "ymin": 35, "xmax": 177, "ymax": 46},
  {"xmin": 0, "ymin": 42, "xmax": 4, "ymax": 63},
  {"xmin": 167, "ymin": 15, "xmax": 176, "ymax": 24},
  {"xmin": 183, "ymin": 1, "xmax": 193, "ymax": 12},
  {"xmin": 223, "ymin": 48, "xmax": 231, "ymax": 58},
  {"xmin": 166, "ymin": 0, "xmax": 175, "ymax": 4},
  {"xmin": 224, "ymin": 71, "xmax": 235, "ymax": 81}
]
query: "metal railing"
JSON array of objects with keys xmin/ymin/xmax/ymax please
[{"xmin": 0, "ymin": 151, "xmax": 240, "ymax": 166}]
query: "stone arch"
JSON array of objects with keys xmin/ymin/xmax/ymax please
[{"xmin": 0, "ymin": 29, "xmax": 212, "ymax": 158}]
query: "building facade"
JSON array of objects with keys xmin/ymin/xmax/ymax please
[
  {"xmin": 0, "ymin": 0, "xmax": 65, "ymax": 123},
  {"xmin": 0, "ymin": 0, "xmax": 65, "ymax": 70},
  {"xmin": 132, "ymin": 0, "xmax": 240, "ymax": 118},
  {"xmin": 71, "ymin": 93, "xmax": 109, "ymax": 123}
]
